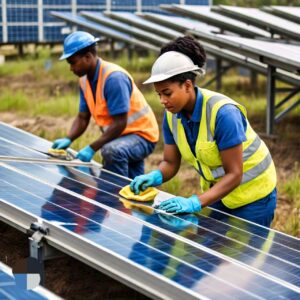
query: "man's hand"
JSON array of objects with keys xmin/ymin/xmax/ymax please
[
  {"xmin": 52, "ymin": 137, "xmax": 71, "ymax": 149},
  {"xmin": 130, "ymin": 170, "xmax": 163, "ymax": 195},
  {"xmin": 76, "ymin": 145, "xmax": 95, "ymax": 162},
  {"xmin": 158, "ymin": 195, "xmax": 201, "ymax": 214}
]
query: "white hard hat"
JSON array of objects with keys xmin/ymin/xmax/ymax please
[{"xmin": 143, "ymin": 51, "xmax": 205, "ymax": 84}]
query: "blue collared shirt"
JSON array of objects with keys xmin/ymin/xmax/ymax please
[
  {"xmin": 79, "ymin": 59, "xmax": 132, "ymax": 115},
  {"xmin": 163, "ymin": 87, "xmax": 247, "ymax": 154}
]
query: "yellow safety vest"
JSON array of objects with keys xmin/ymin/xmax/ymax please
[
  {"xmin": 80, "ymin": 59, "xmax": 159, "ymax": 143},
  {"xmin": 166, "ymin": 88, "xmax": 276, "ymax": 209}
]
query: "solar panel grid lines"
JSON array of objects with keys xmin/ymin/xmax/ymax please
[
  {"xmin": 1, "ymin": 123, "xmax": 300, "ymax": 298},
  {"xmin": 2, "ymin": 157, "xmax": 300, "ymax": 296},
  {"xmin": 50, "ymin": 11, "xmax": 161, "ymax": 52},
  {"xmin": 0, "ymin": 124, "xmax": 299, "ymax": 256},
  {"xmin": 1, "ymin": 165, "xmax": 300, "ymax": 298},
  {"xmin": 160, "ymin": 4, "xmax": 271, "ymax": 38},
  {"xmin": 0, "ymin": 172, "xmax": 266, "ymax": 299},
  {"xmin": 80, "ymin": 11, "xmax": 169, "ymax": 46},
  {"xmin": 215, "ymin": 5, "xmax": 300, "ymax": 42}
]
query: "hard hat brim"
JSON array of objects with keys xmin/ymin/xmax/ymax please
[
  {"xmin": 59, "ymin": 37, "xmax": 100, "ymax": 61},
  {"xmin": 143, "ymin": 66, "xmax": 201, "ymax": 84}
]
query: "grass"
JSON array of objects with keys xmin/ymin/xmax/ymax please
[{"xmin": 0, "ymin": 49, "xmax": 299, "ymax": 236}]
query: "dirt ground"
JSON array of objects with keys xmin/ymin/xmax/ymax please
[{"xmin": 0, "ymin": 73, "xmax": 299, "ymax": 299}]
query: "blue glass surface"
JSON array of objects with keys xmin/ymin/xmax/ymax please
[
  {"xmin": 1, "ymin": 122, "xmax": 300, "ymax": 298},
  {"xmin": 0, "ymin": 165, "xmax": 299, "ymax": 299},
  {"xmin": 0, "ymin": 264, "xmax": 48, "ymax": 300}
]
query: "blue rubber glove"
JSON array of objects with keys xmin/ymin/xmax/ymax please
[
  {"xmin": 130, "ymin": 170, "xmax": 163, "ymax": 195},
  {"xmin": 52, "ymin": 137, "xmax": 71, "ymax": 149},
  {"xmin": 158, "ymin": 195, "xmax": 201, "ymax": 214},
  {"xmin": 76, "ymin": 145, "xmax": 95, "ymax": 162}
]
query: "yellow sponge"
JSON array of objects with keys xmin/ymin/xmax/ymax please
[{"xmin": 119, "ymin": 185, "xmax": 159, "ymax": 202}]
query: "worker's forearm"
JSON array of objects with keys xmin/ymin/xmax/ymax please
[
  {"xmin": 158, "ymin": 159, "xmax": 181, "ymax": 182},
  {"xmin": 67, "ymin": 116, "xmax": 89, "ymax": 141},
  {"xmin": 197, "ymin": 172, "xmax": 242, "ymax": 207},
  {"xmin": 89, "ymin": 124, "xmax": 124, "ymax": 151}
]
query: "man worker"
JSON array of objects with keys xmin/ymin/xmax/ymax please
[{"xmin": 53, "ymin": 31, "xmax": 159, "ymax": 178}]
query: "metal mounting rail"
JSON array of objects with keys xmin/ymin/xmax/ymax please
[{"xmin": 0, "ymin": 156, "xmax": 95, "ymax": 167}]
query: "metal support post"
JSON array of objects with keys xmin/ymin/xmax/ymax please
[
  {"xmin": 28, "ymin": 222, "xmax": 49, "ymax": 286},
  {"xmin": 266, "ymin": 66, "xmax": 276, "ymax": 135}
]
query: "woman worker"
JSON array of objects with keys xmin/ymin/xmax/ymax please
[{"xmin": 130, "ymin": 36, "xmax": 277, "ymax": 227}]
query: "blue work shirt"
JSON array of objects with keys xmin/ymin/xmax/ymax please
[
  {"xmin": 163, "ymin": 87, "xmax": 247, "ymax": 154},
  {"xmin": 79, "ymin": 59, "xmax": 132, "ymax": 115}
]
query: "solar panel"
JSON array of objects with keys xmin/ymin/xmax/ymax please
[
  {"xmin": 0, "ymin": 122, "xmax": 300, "ymax": 299},
  {"xmin": 161, "ymin": 4, "xmax": 271, "ymax": 38},
  {"xmin": 0, "ymin": 262, "xmax": 62, "ymax": 300},
  {"xmin": 188, "ymin": 31, "xmax": 300, "ymax": 73},
  {"xmin": 214, "ymin": 5, "xmax": 300, "ymax": 42},
  {"xmin": 141, "ymin": 12, "xmax": 218, "ymax": 34},
  {"xmin": 50, "ymin": 11, "xmax": 160, "ymax": 52},
  {"xmin": 80, "ymin": 11, "xmax": 169, "ymax": 46},
  {"xmin": 0, "ymin": 0, "xmax": 210, "ymax": 44},
  {"xmin": 266, "ymin": 6, "xmax": 300, "ymax": 24},
  {"xmin": 105, "ymin": 11, "xmax": 181, "ymax": 39}
]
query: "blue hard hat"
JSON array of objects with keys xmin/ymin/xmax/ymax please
[{"xmin": 59, "ymin": 31, "xmax": 99, "ymax": 60}]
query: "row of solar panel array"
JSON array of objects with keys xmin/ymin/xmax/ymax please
[
  {"xmin": 0, "ymin": 121, "xmax": 299, "ymax": 299},
  {"xmin": 0, "ymin": 0, "xmax": 208, "ymax": 42}
]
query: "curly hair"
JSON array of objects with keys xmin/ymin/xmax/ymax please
[
  {"xmin": 160, "ymin": 35, "xmax": 206, "ymax": 68},
  {"xmin": 159, "ymin": 35, "xmax": 206, "ymax": 84}
]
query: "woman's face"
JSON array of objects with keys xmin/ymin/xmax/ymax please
[{"xmin": 154, "ymin": 80, "xmax": 195, "ymax": 114}]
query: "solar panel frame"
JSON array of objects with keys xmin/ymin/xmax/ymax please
[
  {"xmin": 80, "ymin": 11, "xmax": 169, "ymax": 46},
  {"xmin": 0, "ymin": 124, "xmax": 299, "ymax": 299},
  {"xmin": 1, "ymin": 164, "xmax": 297, "ymax": 299},
  {"xmin": 188, "ymin": 30, "xmax": 300, "ymax": 74},
  {"xmin": 104, "ymin": 11, "xmax": 181, "ymax": 39},
  {"xmin": 50, "ymin": 11, "xmax": 160, "ymax": 52},
  {"xmin": 140, "ymin": 12, "xmax": 218, "ymax": 34},
  {"xmin": 214, "ymin": 5, "xmax": 300, "ymax": 42},
  {"xmin": 265, "ymin": 6, "xmax": 300, "ymax": 24},
  {"xmin": 160, "ymin": 4, "xmax": 271, "ymax": 38}
]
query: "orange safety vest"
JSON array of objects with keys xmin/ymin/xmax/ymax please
[{"xmin": 79, "ymin": 59, "xmax": 159, "ymax": 143}]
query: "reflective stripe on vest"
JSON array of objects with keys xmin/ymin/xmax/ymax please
[
  {"xmin": 102, "ymin": 105, "xmax": 151, "ymax": 132},
  {"xmin": 170, "ymin": 113, "xmax": 267, "ymax": 183}
]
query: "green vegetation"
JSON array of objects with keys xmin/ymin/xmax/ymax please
[
  {"xmin": 213, "ymin": 0, "xmax": 300, "ymax": 6},
  {"xmin": 0, "ymin": 49, "xmax": 299, "ymax": 236}
]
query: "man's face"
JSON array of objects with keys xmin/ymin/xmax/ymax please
[{"xmin": 67, "ymin": 54, "xmax": 89, "ymax": 77}]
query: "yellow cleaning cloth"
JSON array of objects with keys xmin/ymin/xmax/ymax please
[
  {"xmin": 48, "ymin": 148, "xmax": 68, "ymax": 158},
  {"xmin": 119, "ymin": 185, "xmax": 159, "ymax": 202}
]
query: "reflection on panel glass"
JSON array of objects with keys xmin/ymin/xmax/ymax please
[{"xmin": 0, "ymin": 165, "xmax": 299, "ymax": 299}]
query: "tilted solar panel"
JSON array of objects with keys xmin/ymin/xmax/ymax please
[
  {"xmin": 160, "ymin": 4, "xmax": 270, "ymax": 38},
  {"xmin": 105, "ymin": 12, "xmax": 181, "ymax": 39},
  {"xmin": 267, "ymin": 6, "xmax": 300, "ymax": 24},
  {"xmin": 214, "ymin": 5, "xmax": 300, "ymax": 42},
  {"xmin": 80, "ymin": 11, "xmax": 169, "ymax": 46},
  {"xmin": 50, "ymin": 12, "xmax": 160, "ymax": 52},
  {"xmin": 0, "ymin": 122, "xmax": 299, "ymax": 299}
]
